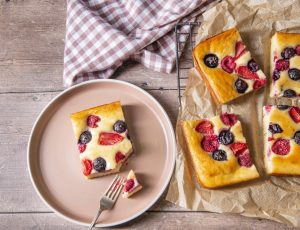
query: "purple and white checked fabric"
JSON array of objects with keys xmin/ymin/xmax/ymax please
[{"xmin": 64, "ymin": 0, "xmax": 208, "ymax": 87}]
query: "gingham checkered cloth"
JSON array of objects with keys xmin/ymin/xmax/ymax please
[{"xmin": 64, "ymin": 0, "xmax": 208, "ymax": 87}]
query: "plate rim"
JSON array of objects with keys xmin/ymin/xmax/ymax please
[{"xmin": 27, "ymin": 79, "xmax": 176, "ymax": 227}]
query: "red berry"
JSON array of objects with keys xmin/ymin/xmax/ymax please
[
  {"xmin": 253, "ymin": 79, "xmax": 266, "ymax": 90},
  {"xmin": 78, "ymin": 144, "xmax": 86, "ymax": 153},
  {"xmin": 289, "ymin": 106, "xmax": 300, "ymax": 123},
  {"xmin": 115, "ymin": 151, "xmax": 125, "ymax": 163},
  {"xmin": 235, "ymin": 41, "xmax": 246, "ymax": 59},
  {"xmin": 236, "ymin": 66, "xmax": 259, "ymax": 80},
  {"xmin": 264, "ymin": 105, "xmax": 272, "ymax": 113},
  {"xmin": 98, "ymin": 132, "xmax": 124, "ymax": 145},
  {"xmin": 87, "ymin": 115, "xmax": 100, "ymax": 128},
  {"xmin": 220, "ymin": 113, "xmax": 238, "ymax": 126},
  {"xmin": 81, "ymin": 159, "xmax": 93, "ymax": 176},
  {"xmin": 271, "ymin": 139, "xmax": 290, "ymax": 155},
  {"xmin": 221, "ymin": 56, "xmax": 236, "ymax": 73},
  {"xmin": 275, "ymin": 59, "xmax": 289, "ymax": 71},
  {"xmin": 195, "ymin": 120, "xmax": 214, "ymax": 134},
  {"xmin": 230, "ymin": 142, "xmax": 248, "ymax": 156},
  {"xmin": 201, "ymin": 135, "xmax": 219, "ymax": 152},
  {"xmin": 296, "ymin": 45, "xmax": 300, "ymax": 55},
  {"xmin": 124, "ymin": 179, "xmax": 135, "ymax": 192},
  {"xmin": 237, "ymin": 150, "xmax": 253, "ymax": 167}
]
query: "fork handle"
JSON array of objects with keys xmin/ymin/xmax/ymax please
[{"xmin": 88, "ymin": 208, "xmax": 103, "ymax": 230}]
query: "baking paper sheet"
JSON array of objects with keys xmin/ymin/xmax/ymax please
[{"xmin": 166, "ymin": 0, "xmax": 300, "ymax": 226}]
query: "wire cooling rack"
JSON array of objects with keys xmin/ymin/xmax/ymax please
[{"xmin": 175, "ymin": 22, "xmax": 201, "ymax": 106}]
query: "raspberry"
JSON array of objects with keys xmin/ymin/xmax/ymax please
[
  {"xmin": 98, "ymin": 132, "xmax": 124, "ymax": 145},
  {"xmin": 220, "ymin": 113, "xmax": 238, "ymax": 126},
  {"xmin": 235, "ymin": 41, "xmax": 246, "ymax": 59},
  {"xmin": 296, "ymin": 45, "xmax": 300, "ymax": 55},
  {"xmin": 236, "ymin": 66, "xmax": 259, "ymax": 80},
  {"xmin": 230, "ymin": 142, "xmax": 248, "ymax": 156},
  {"xmin": 115, "ymin": 151, "xmax": 125, "ymax": 163},
  {"xmin": 195, "ymin": 120, "xmax": 214, "ymax": 134},
  {"xmin": 253, "ymin": 79, "xmax": 266, "ymax": 90},
  {"xmin": 237, "ymin": 150, "xmax": 253, "ymax": 168},
  {"xmin": 264, "ymin": 105, "xmax": 272, "ymax": 113},
  {"xmin": 87, "ymin": 115, "xmax": 100, "ymax": 128},
  {"xmin": 201, "ymin": 135, "xmax": 219, "ymax": 152},
  {"xmin": 289, "ymin": 106, "xmax": 300, "ymax": 123},
  {"xmin": 81, "ymin": 159, "xmax": 93, "ymax": 176},
  {"xmin": 77, "ymin": 144, "xmax": 86, "ymax": 153},
  {"xmin": 271, "ymin": 139, "xmax": 290, "ymax": 155},
  {"xmin": 221, "ymin": 56, "xmax": 236, "ymax": 73},
  {"xmin": 275, "ymin": 59, "xmax": 289, "ymax": 71},
  {"xmin": 124, "ymin": 179, "xmax": 135, "ymax": 192}
]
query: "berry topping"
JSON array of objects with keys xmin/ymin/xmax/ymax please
[
  {"xmin": 272, "ymin": 70, "xmax": 280, "ymax": 81},
  {"xmin": 82, "ymin": 159, "xmax": 93, "ymax": 176},
  {"xmin": 201, "ymin": 135, "xmax": 219, "ymax": 152},
  {"xmin": 98, "ymin": 132, "xmax": 124, "ymax": 145},
  {"xmin": 271, "ymin": 139, "xmax": 290, "ymax": 155},
  {"xmin": 212, "ymin": 150, "xmax": 227, "ymax": 161},
  {"xmin": 296, "ymin": 45, "xmax": 300, "ymax": 55},
  {"xmin": 234, "ymin": 78, "xmax": 248, "ymax": 94},
  {"xmin": 268, "ymin": 123, "xmax": 283, "ymax": 134},
  {"xmin": 288, "ymin": 68, "xmax": 300, "ymax": 81},
  {"xmin": 237, "ymin": 150, "xmax": 253, "ymax": 167},
  {"xmin": 277, "ymin": 105, "xmax": 289, "ymax": 110},
  {"xmin": 78, "ymin": 130, "xmax": 92, "ymax": 144},
  {"xmin": 236, "ymin": 66, "xmax": 259, "ymax": 80},
  {"xmin": 281, "ymin": 47, "xmax": 295, "ymax": 59},
  {"xmin": 264, "ymin": 105, "xmax": 272, "ymax": 112},
  {"xmin": 247, "ymin": 59, "xmax": 259, "ymax": 72},
  {"xmin": 203, "ymin": 53, "xmax": 219, "ymax": 68},
  {"xmin": 294, "ymin": 131, "xmax": 300, "ymax": 145},
  {"xmin": 113, "ymin": 120, "xmax": 127, "ymax": 133},
  {"xmin": 124, "ymin": 179, "xmax": 135, "ymax": 192},
  {"xmin": 235, "ymin": 41, "xmax": 246, "ymax": 59},
  {"xmin": 93, "ymin": 157, "xmax": 106, "ymax": 172},
  {"xmin": 115, "ymin": 151, "xmax": 126, "ymax": 163},
  {"xmin": 230, "ymin": 142, "xmax": 248, "ymax": 156},
  {"xmin": 218, "ymin": 130, "xmax": 234, "ymax": 145},
  {"xmin": 253, "ymin": 79, "xmax": 266, "ymax": 90},
  {"xmin": 289, "ymin": 106, "xmax": 300, "ymax": 123},
  {"xmin": 220, "ymin": 113, "xmax": 238, "ymax": 126},
  {"xmin": 221, "ymin": 56, "xmax": 236, "ymax": 73},
  {"xmin": 283, "ymin": 89, "xmax": 296, "ymax": 98},
  {"xmin": 275, "ymin": 59, "xmax": 289, "ymax": 71},
  {"xmin": 78, "ymin": 144, "xmax": 86, "ymax": 153},
  {"xmin": 195, "ymin": 120, "xmax": 214, "ymax": 134},
  {"xmin": 87, "ymin": 115, "xmax": 100, "ymax": 128}
]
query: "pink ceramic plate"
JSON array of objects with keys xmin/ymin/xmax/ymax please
[{"xmin": 27, "ymin": 79, "xmax": 176, "ymax": 227}]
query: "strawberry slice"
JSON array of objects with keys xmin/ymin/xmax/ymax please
[
  {"xmin": 81, "ymin": 159, "xmax": 93, "ymax": 176},
  {"xmin": 98, "ymin": 132, "xmax": 124, "ymax": 145},
  {"xmin": 253, "ymin": 79, "xmax": 266, "ymax": 90},
  {"xmin": 195, "ymin": 120, "xmax": 214, "ymax": 134},
  {"xmin": 221, "ymin": 56, "xmax": 236, "ymax": 73},
  {"xmin": 201, "ymin": 135, "xmax": 219, "ymax": 152},
  {"xmin": 124, "ymin": 179, "xmax": 135, "ymax": 192},
  {"xmin": 230, "ymin": 142, "xmax": 248, "ymax": 156},
  {"xmin": 237, "ymin": 150, "xmax": 253, "ymax": 168},
  {"xmin": 77, "ymin": 143, "xmax": 86, "ymax": 153},
  {"xmin": 235, "ymin": 41, "xmax": 247, "ymax": 59},
  {"xmin": 289, "ymin": 106, "xmax": 300, "ymax": 123},
  {"xmin": 220, "ymin": 113, "xmax": 238, "ymax": 126},
  {"xmin": 87, "ymin": 115, "xmax": 100, "ymax": 128},
  {"xmin": 115, "ymin": 151, "xmax": 126, "ymax": 163},
  {"xmin": 236, "ymin": 66, "xmax": 259, "ymax": 80}
]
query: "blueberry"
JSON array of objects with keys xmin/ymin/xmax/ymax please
[
  {"xmin": 78, "ymin": 131, "xmax": 92, "ymax": 144},
  {"xmin": 277, "ymin": 105, "xmax": 289, "ymax": 110},
  {"xmin": 283, "ymin": 89, "xmax": 296, "ymax": 98},
  {"xmin": 288, "ymin": 68, "xmax": 300, "ymax": 81},
  {"xmin": 234, "ymin": 78, "xmax": 248, "ymax": 94},
  {"xmin": 218, "ymin": 130, "xmax": 234, "ymax": 145},
  {"xmin": 294, "ymin": 131, "xmax": 300, "ymax": 145},
  {"xmin": 272, "ymin": 70, "xmax": 280, "ymax": 81},
  {"xmin": 93, "ymin": 157, "xmax": 106, "ymax": 172},
  {"xmin": 212, "ymin": 150, "xmax": 227, "ymax": 161},
  {"xmin": 268, "ymin": 124, "xmax": 283, "ymax": 134},
  {"xmin": 203, "ymin": 53, "xmax": 219, "ymax": 68},
  {"xmin": 113, "ymin": 120, "xmax": 127, "ymax": 133},
  {"xmin": 281, "ymin": 47, "xmax": 295, "ymax": 59},
  {"xmin": 247, "ymin": 59, "xmax": 259, "ymax": 72}
]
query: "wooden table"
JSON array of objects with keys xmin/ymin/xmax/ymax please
[{"xmin": 0, "ymin": 1, "xmax": 296, "ymax": 229}]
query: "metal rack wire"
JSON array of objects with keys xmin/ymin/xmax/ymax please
[{"xmin": 175, "ymin": 22, "xmax": 201, "ymax": 107}]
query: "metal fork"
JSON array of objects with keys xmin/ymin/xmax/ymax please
[{"xmin": 88, "ymin": 174, "xmax": 125, "ymax": 230}]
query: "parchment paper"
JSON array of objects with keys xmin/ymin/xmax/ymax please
[{"xmin": 166, "ymin": 0, "xmax": 300, "ymax": 227}]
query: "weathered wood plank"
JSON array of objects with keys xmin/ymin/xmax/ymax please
[{"xmin": 0, "ymin": 212, "xmax": 294, "ymax": 230}]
